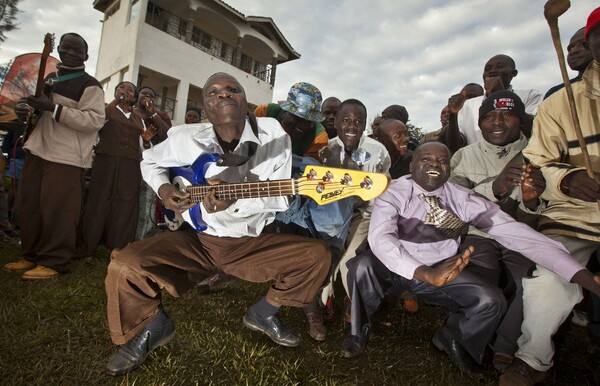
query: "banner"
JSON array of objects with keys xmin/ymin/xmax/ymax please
[{"xmin": 0, "ymin": 53, "xmax": 60, "ymax": 115}]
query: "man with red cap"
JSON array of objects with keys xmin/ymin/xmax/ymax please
[{"xmin": 500, "ymin": 7, "xmax": 600, "ymax": 386}]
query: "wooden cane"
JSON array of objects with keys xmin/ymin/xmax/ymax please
[{"xmin": 544, "ymin": 0, "xmax": 600, "ymax": 209}]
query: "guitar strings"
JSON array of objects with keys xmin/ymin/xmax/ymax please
[{"xmin": 185, "ymin": 180, "xmax": 380, "ymax": 202}]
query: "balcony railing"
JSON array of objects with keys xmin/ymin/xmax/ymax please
[{"xmin": 145, "ymin": 2, "xmax": 273, "ymax": 84}]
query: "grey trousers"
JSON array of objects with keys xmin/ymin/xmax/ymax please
[
  {"xmin": 347, "ymin": 251, "xmax": 506, "ymax": 363},
  {"xmin": 462, "ymin": 235, "xmax": 535, "ymax": 355}
]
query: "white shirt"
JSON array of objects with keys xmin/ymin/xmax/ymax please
[
  {"xmin": 326, "ymin": 135, "xmax": 391, "ymax": 218},
  {"xmin": 457, "ymin": 88, "xmax": 543, "ymax": 145},
  {"xmin": 141, "ymin": 117, "xmax": 292, "ymax": 237}
]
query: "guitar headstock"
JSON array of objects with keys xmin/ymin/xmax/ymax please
[
  {"xmin": 42, "ymin": 33, "xmax": 55, "ymax": 56},
  {"xmin": 298, "ymin": 165, "xmax": 390, "ymax": 205}
]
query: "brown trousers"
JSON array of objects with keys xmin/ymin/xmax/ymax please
[
  {"xmin": 20, "ymin": 152, "xmax": 84, "ymax": 271},
  {"xmin": 105, "ymin": 228, "xmax": 331, "ymax": 344},
  {"xmin": 82, "ymin": 153, "xmax": 141, "ymax": 254}
]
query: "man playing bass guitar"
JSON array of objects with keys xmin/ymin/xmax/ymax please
[{"xmin": 104, "ymin": 72, "xmax": 333, "ymax": 376}]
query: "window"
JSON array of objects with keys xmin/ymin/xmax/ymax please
[
  {"xmin": 128, "ymin": 0, "xmax": 140, "ymax": 24},
  {"xmin": 105, "ymin": 0, "xmax": 121, "ymax": 21}
]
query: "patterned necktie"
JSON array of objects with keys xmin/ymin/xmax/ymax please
[{"xmin": 419, "ymin": 193, "xmax": 467, "ymax": 239}]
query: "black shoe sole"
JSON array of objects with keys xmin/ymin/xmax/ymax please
[{"xmin": 243, "ymin": 315, "xmax": 300, "ymax": 348}]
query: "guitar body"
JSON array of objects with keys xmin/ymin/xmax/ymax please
[
  {"xmin": 164, "ymin": 153, "xmax": 219, "ymax": 231},
  {"xmin": 164, "ymin": 154, "xmax": 391, "ymax": 231}
]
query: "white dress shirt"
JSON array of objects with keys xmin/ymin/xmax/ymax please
[{"xmin": 141, "ymin": 117, "xmax": 292, "ymax": 237}]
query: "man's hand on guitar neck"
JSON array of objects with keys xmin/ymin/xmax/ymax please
[
  {"xmin": 14, "ymin": 99, "xmax": 33, "ymax": 122},
  {"xmin": 158, "ymin": 183, "xmax": 194, "ymax": 213},
  {"xmin": 202, "ymin": 180, "xmax": 237, "ymax": 214},
  {"xmin": 26, "ymin": 93, "xmax": 55, "ymax": 113}
]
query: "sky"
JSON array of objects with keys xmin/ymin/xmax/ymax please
[{"xmin": 0, "ymin": 0, "xmax": 596, "ymax": 133}]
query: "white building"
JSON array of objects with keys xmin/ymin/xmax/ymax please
[{"xmin": 93, "ymin": 0, "xmax": 300, "ymax": 124}]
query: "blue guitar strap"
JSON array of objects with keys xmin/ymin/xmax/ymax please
[{"xmin": 215, "ymin": 112, "xmax": 259, "ymax": 167}]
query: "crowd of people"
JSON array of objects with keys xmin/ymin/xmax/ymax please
[{"xmin": 1, "ymin": 6, "xmax": 600, "ymax": 386}]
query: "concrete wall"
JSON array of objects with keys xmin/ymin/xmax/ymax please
[{"xmin": 95, "ymin": 0, "xmax": 285, "ymax": 125}]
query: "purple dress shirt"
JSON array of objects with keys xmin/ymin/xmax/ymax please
[{"xmin": 368, "ymin": 176, "xmax": 584, "ymax": 281}]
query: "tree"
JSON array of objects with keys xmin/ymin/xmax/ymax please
[
  {"xmin": 406, "ymin": 122, "xmax": 424, "ymax": 142},
  {"xmin": 0, "ymin": 0, "xmax": 22, "ymax": 45},
  {"xmin": 406, "ymin": 122, "xmax": 424, "ymax": 150},
  {"xmin": 0, "ymin": 59, "xmax": 11, "ymax": 86}
]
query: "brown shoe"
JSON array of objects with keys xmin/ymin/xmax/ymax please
[
  {"xmin": 22, "ymin": 266, "xmax": 60, "ymax": 280},
  {"xmin": 4, "ymin": 260, "xmax": 35, "ymax": 271},
  {"xmin": 499, "ymin": 358, "xmax": 546, "ymax": 386},
  {"xmin": 493, "ymin": 352, "xmax": 515, "ymax": 373},
  {"xmin": 305, "ymin": 312, "xmax": 326, "ymax": 341}
]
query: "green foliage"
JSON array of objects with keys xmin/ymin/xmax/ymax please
[
  {"xmin": 0, "ymin": 60, "xmax": 11, "ymax": 85},
  {"xmin": 0, "ymin": 0, "xmax": 22, "ymax": 45},
  {"xmin": 406, "ymin": 122, "xmax": 424, "ymax": 142}
]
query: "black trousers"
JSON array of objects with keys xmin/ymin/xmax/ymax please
[{"xmin": 347, "ymin": 251, "xmax": 506, "ymax": 363}]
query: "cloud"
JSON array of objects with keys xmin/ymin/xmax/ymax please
[{"xmin": 0, "ymin": 0, "xmax": 595, "ymax": 132}]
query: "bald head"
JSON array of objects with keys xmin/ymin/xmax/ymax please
[
  {"xmin": 410, "ymin": 142, "xmax": 451, "ymax": 191},
  {"xmin": 375, "ymin": 119, "xmax": 410, "ymax": 159},
  {"xmin": 483, "ymin": 54, "xmax": 518, "ymax": 90}
]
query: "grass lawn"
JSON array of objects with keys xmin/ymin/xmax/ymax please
[{"xmin": 0, "ymin": 239, "xmax": 595, "ymax": 385}]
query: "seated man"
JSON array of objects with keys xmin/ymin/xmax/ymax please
[
  {"xmin": 373, "ymin": 118, "xmax": 412, "ymax": 179},
  {"xmin": 500, "ymin": 9, "xmax": 600, "ymax": 385},
  {"xmin": 317, "ymin": 99, "xmax": 391, "ymax": 320},
  {"xmin": 321, "ymin": 96, "xmax": 341, "ymax": 139},
  {"xmin": 447, "ymin": 54, "xmax": 541, "ymax": 147},
  {"xmin": 103, "ymin": 73, "xmax": 331, "ymax": 376},
  {"xmin": 341, "ymin": 142, "xmax": 600, "ymax": 378},
  {"xmin": 255, "ymin": 82, "xmax": 328, "ymax": 161},
  {"xmin": 450, "ymin": 91, "xmax": 544, "ymax": 371}
]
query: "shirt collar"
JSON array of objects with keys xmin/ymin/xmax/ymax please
[
  {"xmin": 582, "ymin": 61, "xmax": 600, "ymax": 100},
  {"xmin": 195, "ymin": 119, "xmax": 261, "ymax": 150},
  {"xmin": 409, "ymin": 177, "xmax": 447, "ymax": 202},
  {"xmin": 333, "ymin": 134, "xmax": 366, "ymax": 155},
  {"xmin": 478, "ymin": 133, "xmax": 528, "ymax": 157}
]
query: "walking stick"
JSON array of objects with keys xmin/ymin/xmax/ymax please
[{"xmin": 544, "ymin": 0, "xmax": 600, "ymax": 209}]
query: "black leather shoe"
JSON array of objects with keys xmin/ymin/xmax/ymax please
[
  {"xmin": 432, "ymin": 327, "xmax": 482, "ymax": 377},
  {"xmin": 106, "ymin": 310, "xmax": 175, "ymax": 376},
  {"xmin": 340, "ymin": 323, "xmax": 371, "ymax": 359},
  {"xmin": 243, "ymin": 308, "xmax": 300, "ymax": 347}
]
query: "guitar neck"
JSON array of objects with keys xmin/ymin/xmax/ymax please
[
  {"xmin": 187, "ymin": 179, "xmax": 297, "ymax": 202},
  {"xmin": 34, "ymin": 56, "xmax": 49, "ymax": 98}
]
